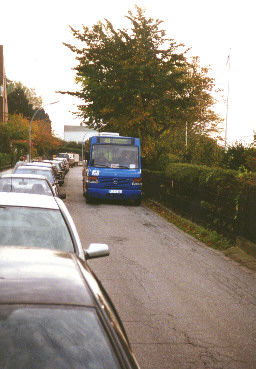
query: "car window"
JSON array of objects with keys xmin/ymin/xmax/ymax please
[
  {"xmin": 52, "ymin": 162, "xmax": 61, "ymax": 170},
  {"xmin": 0, "ymin": 306, "xmax": 121, "ymax": 369},
  {"xmin": 15, "ymin": 168, "xmax": 55, "ymax": 183},
  {"xmin": 0, "ymin": 207, "xmax": 74, "ymax": 252},
  {"xmin": 0, "ymin": 178, "xmax": 53, "ymax": 196}
]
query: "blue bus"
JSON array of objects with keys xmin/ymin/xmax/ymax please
[{"xmin": 83, "ymin": 133, "xmax": 142, "ymax": 205}]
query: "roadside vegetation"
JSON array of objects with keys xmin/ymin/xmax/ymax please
[
  {"xmin": 145, "ymin": 199, "xmax": 232, "ymax": 249},
  {"xmin": 1, "ymin": 6, "xmax": 255, "ymax": 255},
  {"xmin": 144, "ymin": 199, "xmax": 256, "ymax": 272},
  {"xmin": 0, "ymin": 80, "xmax": 64, "ymax": 164},
  {"xmin": 61, "ymin": 6, "xmax": 223, "ymax": 162}
]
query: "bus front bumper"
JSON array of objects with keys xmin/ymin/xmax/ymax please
[{"xmin": 87, "ymin": 188, "xmax": 141, "ymax": 200}]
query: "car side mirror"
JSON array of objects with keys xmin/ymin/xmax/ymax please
[
  {"xmin": 84, "ymin": 243, "xmax": 109, "ymax": 259},
  {"xmin": 59, "ymin": 193, "xmax": 66, "ymax": 199}
]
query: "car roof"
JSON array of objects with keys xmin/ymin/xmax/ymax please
[
  {"xmin": 17, "ymin": 165, "xmax": 52, "ymax": 171},
  {"xmin": 1, "ymin": 174, "xmax": 49, "ymax": 180},
  {"xmin": 0, "ymin": 192, "xmax": 58, "ymax": 209},
  {"xmin": 28, "ymin": 161, "xmax": 51, "ymax": 168},
  {"xmin": 0, "ymin": 247, "xmax": 94, "ymax": 306}
]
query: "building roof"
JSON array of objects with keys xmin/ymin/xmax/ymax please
[{"xmin": 64, "ymin": 125, "xmax": 93, "ymax": 132}]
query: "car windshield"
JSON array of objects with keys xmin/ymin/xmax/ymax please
[
  {"xmin": 15, "ymin": 168, "xmax": 55, "ymax": 183},
  {"xmin": 0, "ymin": 306, "xmax": 120, "ymax": 369},
  {"xmin": 0, "ymin": 178, "xmax": 53, "ymax": 196},
  {"xmin": 91, "ymin": 144, "xmax": 139, "ymax": 169},
  {"xmin": 0, "ymin": 206, "xmax": 74, "ymax": 251},
  {"xmin": 52, "ymin": 162, "xmax": 61, "ymax": 170},
  {"xmin": 58, "ymin": 154, "xmax": 69, "ymax": 160}
]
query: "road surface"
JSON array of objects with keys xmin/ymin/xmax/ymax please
[{"xmin": 3, "ymin": 166, "xmax": 255, "ymax": 369}]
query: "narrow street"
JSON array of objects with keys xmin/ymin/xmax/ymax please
[{"xmin": 63, "ymin": 166, "xmax": 256, "ymax": 369}]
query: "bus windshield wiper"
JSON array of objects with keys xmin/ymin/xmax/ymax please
[
  {"xmin": 94, "ymin": 164, "xmax": 111, "ymax": 168},
  {"xmin": 118, "ymin": 165, "xmax": 130, "ymax": 169}
]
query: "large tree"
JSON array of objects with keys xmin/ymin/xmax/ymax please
[
  {"xmin": 7, "ymin": 87, "xmax": 35, "ymax": 118},
  {"xmin": 7, "ymin": 80, "xmax": 43, "ymax": 109},
  {"xmin": 7, "ymin": 80, "xmax": 49, "ymax": 120},
  {"xmin": 62, "ymin": 6, "xmax": 222, "ymax": 155}
]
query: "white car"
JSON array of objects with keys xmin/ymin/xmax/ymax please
[
  {"xmin": 0, "ymin": 174, "xmax": 66, "ymax": 199},
  {"xmin": 0, "ymin": 192, "xmax": 108, "ymax": 260},
  {"xmin": 14, "ymin": 165, "xmax": 60, "ymax": 195}
]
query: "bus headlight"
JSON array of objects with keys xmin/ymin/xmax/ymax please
[
  {"xmin": 132, "ymin": 178, "xmax": 142, "ymax": 186},
  {"xmin": 88, "ymin": 176, "xmax": 99, "ymax": 183}
]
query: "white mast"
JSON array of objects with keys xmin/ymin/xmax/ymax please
[{"xmin": 225, "ymin": 49, "xmax": 231, "ymax": 149}]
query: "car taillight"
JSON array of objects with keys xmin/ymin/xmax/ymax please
[
  {"xmin": 88, "ymin": 176, "xmax": 99, "ymax": 183},
  {"xmin": 132, "ymin": 178, "xmax": 142, "ymax": 186}
]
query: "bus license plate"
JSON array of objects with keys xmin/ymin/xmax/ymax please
[{"xmin": 109, "ymin": 190, "xmax": 122, "ymax": 194}]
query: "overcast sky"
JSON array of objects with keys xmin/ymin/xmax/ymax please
[{"xmin": 1, "ymin": 0, "xmax": 255, "ymax": 144}]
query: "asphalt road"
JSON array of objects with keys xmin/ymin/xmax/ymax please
[{"xmin": 41, "ymin": 166, "xmax": 256, "ymax": 368}]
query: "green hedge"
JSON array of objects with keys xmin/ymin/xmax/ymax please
[
  {"xmin": 0, "ymin": 153, "xmax": 13, "ymax": 170},
  {"xmin": 142, "ymin": 164, "xmax": 256, "ymax": 243},
  {"xmin": 58, "ymin": 147, "xmax": 81, "ymax": 155}
]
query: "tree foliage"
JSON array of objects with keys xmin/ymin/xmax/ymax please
[
  {"xmin": 220, "ymin": 143, "xmax": 256, "ymax": 172},
  {"xmin": 7, "ymin": 87, "xmax": 35, "ymax": 118},
  {"xmin": 0, "ymin": 115, "xmax": 29, "ymax": 156},
  {"xmin": 145, "ymin": 126, "xmax": 225, "ymax": 170},
  {"xmin": 0, "ymin": 114, "xmax": 61, "ymax": 159},
  {"xmin": 7, "ymin": 80, "xmax": 49, "ymax": 120},
  {"xmin": 1, "ymin": 80, "xmax": 60, "ymax": 159},
  {"xmin": 62, "ymin": 6, "xmax": 222, "ymax": 156},
  {"xmin": 31, "ymin": 120, "xmax": 62, "ymax": 157},
  {"xmin": 7, "ymin": 80, "xmax": 43, "ymax": 109}
]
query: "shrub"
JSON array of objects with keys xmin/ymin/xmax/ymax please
[
  {"xmin": 0, "ymin": 153, "xmax": 12, "ymax": 170},
  {"xmin": 143, "ymin": 163, "xmax": 256, "ymax": 242}
]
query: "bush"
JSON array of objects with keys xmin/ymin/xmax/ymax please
[
  {"xmin": 157, "ymin": 153, "xmax": 183, "ymax": 171},
  {"xmin": 220, "ymin": 143, "xmax": 256, "ymax": 171},
  {"xmin": 0, "ymin": 153, "xmax": 12, "ymax": 170},
  {"xmin": 142, "ymin": 163, "xmax": 256, "ymax": 243}
]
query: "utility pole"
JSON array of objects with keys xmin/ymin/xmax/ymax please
[
  {"xmin": 29, "ymin": 101, "xmax": 58, "ymax": 162},
  {"xmin": 185, "ymin": 122, "xmax": 188, "ymax": 148},
  {"xmin": 225, "ymin": 49, "xmax": 231, "ymax": 150}
]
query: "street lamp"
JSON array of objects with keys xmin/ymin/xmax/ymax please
[
  {"xmin": 81, "ymin": 131, "xmax": 96, "ymax": 160},
  {"xmin": 29, "ymin": 101, "xmax": 59, "ymax": 162}
]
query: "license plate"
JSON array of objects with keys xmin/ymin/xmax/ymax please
[{"xmin": 109, "ymin": 190, "xmax": 122, "ymax": 194}]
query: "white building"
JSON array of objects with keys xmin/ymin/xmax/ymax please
[{"xmin": 64, "ymin": 126, "xmax": 98, "ymax": 143}]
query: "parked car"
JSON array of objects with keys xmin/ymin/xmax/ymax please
[
  {"xmin": 0, "ymin": 247, "xmax": 140, "ymax": 369},
  {"xmin": 54, "ymin": 157, "xmax": 69, "ymax": 173},
  {"xmin": 13, "ymin": 165, "xmax": 61, "ymax": 194},
  {"xmin": 0, "ymin": 174, "xmax": 66, "ymax": 199},
  {"xmin": 42, "ymin": 160, "xmax": 66, "ymax": 181},
  {"xmin": 0, "ymin": 192, "xmax": 96, "ymax": 259},
  {"xmin": 28, "ymin": 161, "xmax": 64, "ymax": 186}
]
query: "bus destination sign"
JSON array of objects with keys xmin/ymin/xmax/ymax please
[{"xmin": 98, "ymin": 137, "xmax": 133, "ymax": 145}]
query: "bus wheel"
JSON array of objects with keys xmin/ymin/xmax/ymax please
[
  {"xmin": 133, "ymin": 197, "xmax": 142, "ymax": 206},
  {"xmin": 86, "ymin": 193, "xmax": 94, "ymax": 204}
]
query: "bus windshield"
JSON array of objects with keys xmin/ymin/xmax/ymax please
[{"xmin": 91, "ymin": 144, "xmax": 139, "ymax": 169}]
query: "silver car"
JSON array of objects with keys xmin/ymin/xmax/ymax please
[
  {"xmin": 13, "ymin": 165, "xmax": 60, "ymax": 195},
  {"xmin": 0, "ymin": 192, "xmax": 107, "ymax": 260},
  {"xmin": 0, "ymin": 174, "xmax": 66, "ymax": 199}
]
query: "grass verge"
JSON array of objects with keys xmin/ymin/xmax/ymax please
[{"xmin": 143, "ymin": 199, "xmax": 256, "ymax": 272}]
